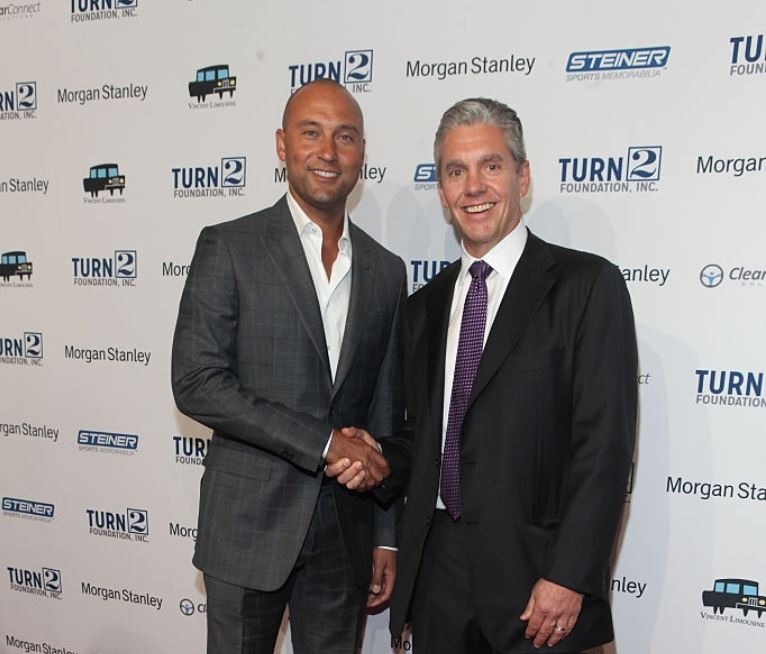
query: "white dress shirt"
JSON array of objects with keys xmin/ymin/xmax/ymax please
[
  {"xmin": 286, "ymin": 191, "xmax": 352, "ymax": 383},
  {"xmin": 436, "ymin": 222, "xmax": 528, "ymax": 509}
]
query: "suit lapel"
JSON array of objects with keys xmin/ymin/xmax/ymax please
[
  {"xmin": 468, "ymin": 232, "xmax": 556, "ymax": 407},
  {"xmin": 331, "ymin": 220, "xmax": 373, "ymax": 399},
  {"xmin": 425, "ymin": 261, "xmax": 461, "ymax": 438},
  {"xmin": 260, "ymin": 197, "xmax": 332, "ymax": 379}
]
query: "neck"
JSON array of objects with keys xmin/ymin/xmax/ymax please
[{"xmin": 289, "ymin": 190, "xmax": 345, "ymax": 241}]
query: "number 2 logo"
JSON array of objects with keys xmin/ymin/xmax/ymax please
[
  {"xmin": 221, "ymin": 158, "xmax": 246, "ymax": 187},
  {"xmin": 627, "ymin": 147, "xmax": 662, "ymax": 181},
  {"xmin": 115, "ymin": 251, "xmax": 137, "ymax": 278},
  {"xmin": 128, "ymin": 509, "xmax": 148, "ymax": 534},
  {"xmin": 43, "ymin": 568, "xmax": 62, "ymax": 592},
  {"xmin": 344, "ymin": 51, "xmax": 373, "ymax": 83},
  {"xmin": 24, "ymin": 332, "xmax": 43, "ymax": 358},
  {"xmin": 16, "ymin": 82, "xmax": 37, "ymax": 111}
]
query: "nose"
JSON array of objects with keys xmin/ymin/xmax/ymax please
[
  {"xmin": 318, "ymin": 134, "xmax": 337, "ymax": 162},
  {"xmin": 464, "ymin": 167, "xmax": 485, "ymax": 195}
]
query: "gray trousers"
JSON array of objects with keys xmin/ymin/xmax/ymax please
[{"xmin": 204, "ymin": 483, "xmax": 367, "ymax": 654}]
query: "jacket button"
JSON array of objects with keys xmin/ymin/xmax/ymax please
[{"xmin": 434, "ymin": 457, "xmax": 440, "ymax": 468}]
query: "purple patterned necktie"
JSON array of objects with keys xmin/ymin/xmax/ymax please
[{"xmin": 441, "ymin": 259, "xmax": 492, "ymax": 520}]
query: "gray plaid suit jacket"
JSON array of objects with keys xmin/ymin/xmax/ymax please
[{"xmin": 172, "ymin": 195, "xmax": 406, "ymax": 591}]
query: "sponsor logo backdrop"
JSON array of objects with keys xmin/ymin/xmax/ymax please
[{"xmin": 1, "ymin": 1, "xmax": 764, "ymax": 652}]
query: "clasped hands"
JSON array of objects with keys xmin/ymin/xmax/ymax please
[{"xmin": 325, "ymin": 427, "xmax": 389, "ymax": 492}]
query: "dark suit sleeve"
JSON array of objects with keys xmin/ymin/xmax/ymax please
[
  {"xmin": 171, "ymin": 225, "xmax": 331, "ymax": 472},
  {"xmin": 368, "ymin": 259, "xmax": 408, "ymax": 547},
  {"xmin": 545, "ymin": 263, "xmax": 637, "ymax": 600},
  {"xmin": 375, "ymin": 284, "xmax": 416, "ymax": 509}
]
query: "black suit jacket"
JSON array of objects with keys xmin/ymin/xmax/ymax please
[
  {"xmin": 385, "ymin": 232, "xmax": 637, "ymax": 653},
  {"xmin": 172, "ymin": 196, "xmax": 406, "ymax": 591}
]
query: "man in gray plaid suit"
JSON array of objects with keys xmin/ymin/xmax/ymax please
[{"xmin": 172, "ymin": 79, "xmax": 406, "ymax": 653}]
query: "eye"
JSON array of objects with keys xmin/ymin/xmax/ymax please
[
  {"xmin": 337, "ymin": 133, "xmax": 355, "ymax": 143},
  {"xmin": 447, "ymin": 168, "xmax": 463, "ymax": 178},
  {"xmin": 486, "ymin": 162, "xmax": 501, "ymax": 172},
  {"xmin": 303, "ymin": 129, "xmax": 319, "ymax": 138}
]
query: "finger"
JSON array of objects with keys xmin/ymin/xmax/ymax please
[
  {"xmin": 368, "ymin": 585, "xmax": 387, "ymax": 607},
  {"xmin": 561, "ymin": 614, "xmax": 579, "ymax": 639},
  {"xmin": 545, "ymin": 629, "xmax": 564, "ymax": 648},
  {"xmin": 377, "ymin": 564, "xmax": 395, "ymax": 603},
  {"xmin": 524, "ymin": 605, "xmax": 543, "ymax": 639},
  {"xmin": 532, "ymin": 620, "xmax": 557, "ymax": 649},
  {"xmin": 325, "ymin": 458, "xmax": 351, "ymax": 478},
  {"xmin": 335, "ymin": 461, "xmax": 363, "ymax": 485},
  {"xmin": 368, "ymin": 563, "xmax": 395, "ymax": 608},
  {"xmin": 370, "ymin": 564, "xmax": 384, "ymax": 595},
  {"xmin": 367, "ymin": 566, "xmax": 384, "ymax": 608},
  {"xmin": 520, "ymin": 596, "xmax": 535, "ymax": 621},
  {"xmin": 344, "ymin": 470, "xmax": 367, "ymax": 490}
]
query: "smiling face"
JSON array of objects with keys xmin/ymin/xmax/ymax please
[
  {"xmin": 438, "ymin": 123, "xmax": 530, "ymax": 258},
  {"xmin": 276, "ymin": 81, "xmax": 365, "ymax": 223}
]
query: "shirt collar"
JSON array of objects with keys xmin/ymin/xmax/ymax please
[
  {"xmin": 458, "ymin": 220, "xmax": 528, "ymax": 281},
  {"xmin": 286, "ymin": 191, "xmax": 351, "ymax": 252}
]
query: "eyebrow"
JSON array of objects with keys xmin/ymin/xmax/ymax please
[
  {"xmin": 444, "ymin": 153, "xmax": 504, "ymax": 169},
  {"xmin": 294, "ymin": 119, "xmax": 361, "ymax": 134}
]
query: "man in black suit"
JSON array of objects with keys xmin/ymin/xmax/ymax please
[
  {"xmin": 172, "ymin": 80, "xmax": 405, "ymax": 653},
  {"xmin": 381, "ymin": 98, "xmax": 638, "ymax": 653}
]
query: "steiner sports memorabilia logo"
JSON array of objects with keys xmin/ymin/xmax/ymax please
[{"xmin": 565, "ymin": 45, "xmax": 670, "ymax": 81}]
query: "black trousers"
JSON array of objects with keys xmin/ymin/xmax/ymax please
[
  {"xmin": 204, "ymin": 483, "xmax": 367, "ymax": 654},
  {"xmin": 411, "ymin": 510, "xmax": 582, "ymax": 654}
]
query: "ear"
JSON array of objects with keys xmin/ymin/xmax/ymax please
[
  {"xmin": 518, "ymin": 160, "xmax": 531, "ymax": 197},
  {"xmin": 275, "ymin": 129, "xmax": 286, "ymax": 162}
]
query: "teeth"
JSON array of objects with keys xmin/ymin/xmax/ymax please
[
  {"xmin": 464, "ymin": 203, "xmax": 494, "ymax": 214},
  {"xmin": 313, "ymin": 170, "xmax": 340, "ymax": 178}
]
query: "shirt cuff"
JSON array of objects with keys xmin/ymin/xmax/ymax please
[{"xmin": 322, "ymin": 430, "xmax": 333, "ymax": 462}]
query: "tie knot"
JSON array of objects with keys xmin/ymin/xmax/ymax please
[{"xmin": 469, "ymin": 260, "xmax": 492, "ymax": 280}]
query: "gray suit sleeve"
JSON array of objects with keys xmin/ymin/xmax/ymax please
[{"xmin": 171, "ymin": 225, "xmax": 330, "ymax": 472}]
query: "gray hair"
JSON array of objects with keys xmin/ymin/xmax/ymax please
[{"xmin": 434, "ymin": 98, "xmax": 526, "ymax": 177}]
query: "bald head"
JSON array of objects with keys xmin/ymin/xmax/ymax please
[
  {"xmin": 276, "ymin": 79, "xmax": 366, "ymax": 224},
  {"xmin": 282, "ymin": 79, "xmax": 363, "ymax": 132}
]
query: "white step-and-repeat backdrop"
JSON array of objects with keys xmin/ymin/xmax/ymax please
[{"xmin": 2, "ymin": 2, "xmax": 765, "ymax": 652}]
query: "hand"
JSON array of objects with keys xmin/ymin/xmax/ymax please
[
  {"xmin": 520, "ymin": 578, "xmax": 583, "ymax": 649},
  {"xmin": 367, "ymin": 547, "xmax": 396, "ymax": 609},
  {"xmin": 333, "ymin": 428, "xmax": 383, "ymax": 489},
  {"xmin": 325, "ymin": 427, "xmax": 390, "ymax": 491}
]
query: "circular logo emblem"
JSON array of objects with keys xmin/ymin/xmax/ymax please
[
  {"xmin": 179, "ymin": 598, "xmax": 195, "ymax": 616},
  {"xmin": 700, "ymin": 264, "xmax": 724, "ymax": 288}
]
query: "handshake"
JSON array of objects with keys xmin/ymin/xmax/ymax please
[{"xmin": 325, "ymin": 427, "xmax": 390, "ymax": 492}]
